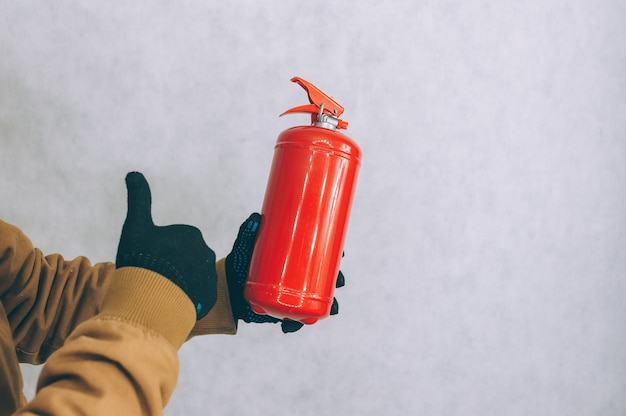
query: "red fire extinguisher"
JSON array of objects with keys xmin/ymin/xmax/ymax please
[{"xmin": 244, "ymin": 76, "xmax": 361, "ymax": 325}]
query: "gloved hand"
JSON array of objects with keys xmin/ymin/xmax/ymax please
[
  {"xmin": 225, "ymin": 213, "xmax": 345, "ymax": 333},
  {"xmin": 116, "ymin": 172, "xmax": 217, "ymax": 320}
]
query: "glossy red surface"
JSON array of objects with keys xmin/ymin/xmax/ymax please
[{"xmin": 245, "ymin": 125, "xmax": 361, "ymax": 324}]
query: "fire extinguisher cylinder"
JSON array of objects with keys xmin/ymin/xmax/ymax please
[{"xmin": 244, "ymin": 77, "xmax": 361, "ymax": 325}]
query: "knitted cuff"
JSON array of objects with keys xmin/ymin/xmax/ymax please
[
  {"xmin": 98, "ymin": 267, "xmax": 196, "ymax": 349},
  {"xmin": 188, "ymin": 258, "xmax": 237, "ymax": 338}
]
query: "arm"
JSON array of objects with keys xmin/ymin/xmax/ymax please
[
  {"xmin": 16, "ymin": 267, "xmax": 194, "ymax": 415},
  {"xmin": 0, "ymin": 218, "xmax": 238, "ymax": 362},
  {"xmin": 1, "ymin": 211, "xmax": 339, "ymax": 362},
  {"xmin": 15, "ymin": 172, "xmax": 216, "ymax": 414},
  {"xmin": 0, "ymin": 220, "xmax": 115, "ymax": 364}
]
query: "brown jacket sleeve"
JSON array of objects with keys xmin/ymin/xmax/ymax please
[
  {"xmin": 16, "ymin": 267, "xmax": 196, "ymax": 415},
  {"xmin": 0, "ymin": 220, "xmax": 115, "ymax": 365},
  {"xmin": 0, "ymin": 219, "xmax": 237, "ymax": 365},
  {"xmin": 0, "ymin": 219, "xmax": 237, "ymax": 413}
]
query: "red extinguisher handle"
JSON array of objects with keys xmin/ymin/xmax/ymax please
[{"xmin": 279, "ymin": 77, "xmax": 348, "ymax": 130}]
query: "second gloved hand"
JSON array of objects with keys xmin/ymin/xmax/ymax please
[
  {"xmin": 116, "ymin": 172, "xmax": 217, "ymax": 320},
  {"xmin": 225, "ymin": 213, "xmax": 345, "ymax": 333}
]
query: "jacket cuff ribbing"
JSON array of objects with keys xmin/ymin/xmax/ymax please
[{"xmin": 98, "ymin": 267, "xmax": 196, "ymax": 349}]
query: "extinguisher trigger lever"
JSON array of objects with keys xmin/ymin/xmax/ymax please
[{"xmin": 279, "ymin": 77, "xmax": 348, "ymax": 131}]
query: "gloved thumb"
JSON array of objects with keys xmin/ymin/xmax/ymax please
[{"xmin": 124, "ymin": 172, "xmax": 154, "ymax": 229}]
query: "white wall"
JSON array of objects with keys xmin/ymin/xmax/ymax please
[{"xmin": 2, "ymin": 1, "xmax": 625, "ymax": 414}]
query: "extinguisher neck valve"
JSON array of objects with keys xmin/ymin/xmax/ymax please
[{"xmin": 314, "ymin": 112, "xmax": 340, "ymax": 131}]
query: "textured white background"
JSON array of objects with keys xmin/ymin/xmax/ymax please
[{"xmin": 2, "ymin": 1, "xmax": 626, "ymax": 415}]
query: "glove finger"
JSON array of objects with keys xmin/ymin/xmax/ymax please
[
  {"xmin": 242, "ymin": 310, "xmax": 281, "ymax": 324},
  {"xmin": 124, "ymin": 172, "xmax": 154, "ymax": 228},
  {"xmin": 336, "ymin": 270, "xmax": 345, "ymax": 288},
  {"xmin": 330, "ymin": 297, "xmax": 339, "ymax": 315},
  {"xmin": 281, "ymin": 319, "xmax": 304, "ymax": 333},
  {"xmin": 227, "ymin": 213, "xmax": 261, "ymax": 285},
  {"xmin": 233, "ymin": 213, "xmax": 261, "ymax": 251}
]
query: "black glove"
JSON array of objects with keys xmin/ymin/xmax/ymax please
[
  {"xmin": 116, "ymin": 172, "xmax": 217, "ymax": 320},
  {"xmin": 225, "ymin": 213, "xmax": 345, "ymax": 333}
]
